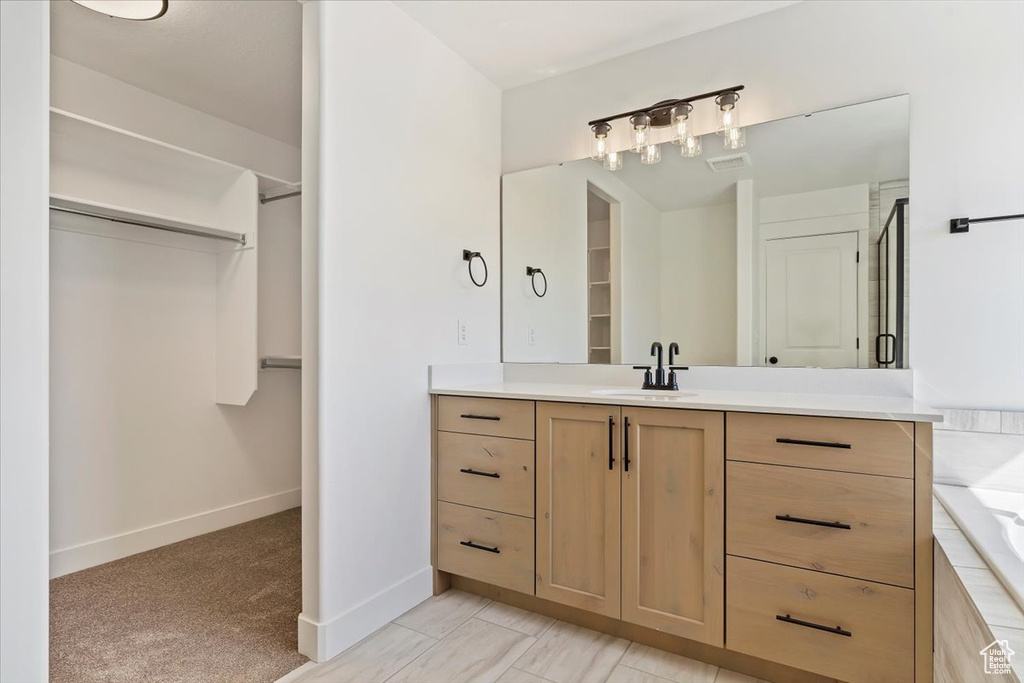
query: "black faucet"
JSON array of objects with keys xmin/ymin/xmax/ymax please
[
  {"xmin": 667, "ymin": 342, "xmax": 688, "ymax": 390},
  {"xmin": 650, "ymin": 342, "xmax": 666, "ymax": 389},
  {"xmin": 634, "ymin": 342, "xmax": 688, "ymax": 390}
]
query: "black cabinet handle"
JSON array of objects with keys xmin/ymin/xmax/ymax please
[
  {"xmin": 608, "ymin": 416, "xmax": 615, "ymax": 470},
  {"xmin": 776, "ymin": 614, "xmax": 851, "ymax": 637},
  {"xmin": 624, "ymin": 417, "xmax": 631, "ymax": 472},
  {"xmin": 776, "ymin": 437, "xmax": 851, "ymax": 450},
  {"xmin": 460, "ymin": 540, "xmax": 500, "ymax": 554},
  {"xmin": 460, "ymin": 414, "xmax": 500, "ymax": 421},
  {"xmin": 776, "ymin": 514, "xmax": 851, "ymax": 530},
  {"xmin": 460, "ymin": 468, "xmax": 500, "ymax": 479},
  {"xmin": 769, "ymin": 356, "xmax": 778, "ymax": 364}
]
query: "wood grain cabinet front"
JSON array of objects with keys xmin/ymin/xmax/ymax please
[
  {"xmin": 727, "ymin": 555, "xmax": 915, "ymax": 683},
  {"xmin": 437, "ymin": 501, "xmax": 534, "ymax": 595},
  {"xmin": 438, "ymin": 396, "xmax": 535, "ymax": 440},
  {"xmin": 727, "ymin": 461, "xmax": 914, "ymax": 587},
  {"xmin": 437, "ymin": 432, "xmax": 534, "ymax": 518},
  {"xmin": 727, "ymin": 412, "xmax": 914, "ymax": 478},
  {"xmin": 621, "ymin": 407, "xmax": 724, "ymax": 646},
  {"xmin": 536, "ymin": 402, "xmax": 622, "ymax": 618}
]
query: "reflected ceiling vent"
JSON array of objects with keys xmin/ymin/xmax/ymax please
[{"xmin": 705, "ymin": 153, "xmax": 752, "ymax": 172}]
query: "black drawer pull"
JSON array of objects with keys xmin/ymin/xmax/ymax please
[
  {"xmin": 776, "ymin": 514, "xmax": 851, "ymax": 530},
  {"xmin": 459, "ymin": 468, "xmax": 500, "ymax": 479},
  {"xmin": 776, "ymin": 614, "xmax": 851, "ymax": 637},
  {"xmin": 460, "ymin": 414, "xmax": 500, "ymax": 421},
  {"xmin": 776, "ymin": 437, "xmax": 851, "ymax": 450},
  {"xmin": 460, "ymin": 540, "xmax": 500, "ymax": 554},
  {"xmin": 608, "ymin": 416, "xmax": 615, "ymax": 470}
]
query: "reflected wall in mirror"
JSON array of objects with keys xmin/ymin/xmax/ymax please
[{"xmin": 502, "ymin": 95, "xmax": 910, "ymax": 369}]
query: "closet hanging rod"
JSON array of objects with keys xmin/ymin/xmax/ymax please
[
  {"xmin": 49, "ymin": 205, "xmax": 247, "ymax": 245},
  {"xmin": 260, "ymin": 356, "xmax": 301, "ymax": 370},
  {"xmin": 259, "ymin": 190, "xmax": 301, "ymax": 204}
]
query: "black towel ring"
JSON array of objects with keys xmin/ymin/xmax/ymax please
[
  {"xmin": 526, "ymin": 266, "xmax": 547, "ymax": 297},
  {"xmin": 463, "ymin": 249, "xmax": 488, "ymax": 287}
]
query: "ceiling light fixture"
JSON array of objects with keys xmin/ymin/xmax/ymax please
[
  {"xmin": 587, "ymin": 85, "xmax": 745, "ymax": 167},
  {"xmin": 70, "ymin": 0, "xmax": 168, "ymax": 21}
]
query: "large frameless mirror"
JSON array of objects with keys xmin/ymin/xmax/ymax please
[{"xmin": 502, "ymin": 95, "xmax": 910, "ymax": 369}]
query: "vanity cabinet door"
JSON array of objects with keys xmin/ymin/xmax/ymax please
[
  {"xmin": 536, "ymin": 402, "xmax": 621, "ymax": 618},
  {"xmin": 621, "ymin": 408, "xmax": 724, "ymax": 646}
]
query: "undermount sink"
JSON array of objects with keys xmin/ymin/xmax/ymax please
[{"xmin": 590, "ymin": 389, "xmax": 698, "ymax": 398}]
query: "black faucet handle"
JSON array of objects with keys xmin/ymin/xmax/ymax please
[
  {"xmin": 669, "ymin": 366, "xmax": 689, "ymax": 371},
  {"xmin": 632, "ymin": 365, "xmax": 655, "ymax": 390}
]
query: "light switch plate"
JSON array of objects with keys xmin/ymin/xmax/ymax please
[{"xmin": 457, "ymin": 319, "xmax": 469, "ymax": 346}]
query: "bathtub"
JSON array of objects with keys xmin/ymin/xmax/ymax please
[{"xmin": 934, "ymin": 429, "xmax": 1024, "ymax": 609}]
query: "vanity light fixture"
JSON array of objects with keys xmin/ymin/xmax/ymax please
[
  {"xmin": 629, "ymin": 114, "xmax": 651, "ymax": 153},
  {"xmin": 640, "ymin": 143, "xmax": 661, "ymax": 165},
  {"xmin": 670, "ymin": 103, "xmax": 702, "ymax": 158},
  {"xmin": 590, "ymin": 122, "xmax": 611, "ymax": 161},
  {"xmin": 70, "ymin": 0, "xmax": 168, "ymax": 20},
  {"xmin": 586, "ymin": 85, "xmax": 744, "ymax": 166},
  {"xmin": 716, "ymin": 91, "xmax": 746, "ymax": 149}
]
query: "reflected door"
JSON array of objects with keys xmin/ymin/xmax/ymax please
[{"xmin": 765, "ymin": 232, "xmax": 858, "ymax": 368}]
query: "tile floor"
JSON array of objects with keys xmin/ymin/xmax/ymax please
[{"xmin": 285, "ymin": 590, "xmax": 765, "ymax": 683}]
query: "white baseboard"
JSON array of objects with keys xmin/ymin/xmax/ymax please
[
  {"xmin": 298, "ymin": 566, "xmax": 433, "ymax": 662},
  {"xmin": 49, "ymin": 488, "xmax": 301, "ymax": 578}
]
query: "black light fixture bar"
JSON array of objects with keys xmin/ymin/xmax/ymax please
[
  {"xmin": 950, "ymin": 213, "xmax": 1024, "ymax": 234},
  {"xmin": 587, "ymin": 85, "xmax": 745, "ymax": 127}
]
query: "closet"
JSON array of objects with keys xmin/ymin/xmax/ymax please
[{"xmin": 48, "ymin": 1, "xmax": 304, "ymax": 681}]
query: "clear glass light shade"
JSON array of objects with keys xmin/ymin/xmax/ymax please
[
  {"xmin": 590, "ymin": 135, "xmax": 608, "ymax": 161},
  {"xmin": 679, "ymin": 133, "xmax": 702, "ymax": 157},
  {"xmin": 70, "ymin": 0, "xmax": 167, "ymax": 20},
  {"xmin": 717, "ymin": 106, "xmax": 739, "ymax": 134},
  {"xmin": 640, "ymin": 144, "xmax": 661, "ymax": 165},
  {"xmin": 671, "ymin": 116, "xmax": 690, "ymax": 145},
  {"xmin": 629, "ymin": 114, "xmax": 651, "ymax": 153},
  {"xmin": 723, "ymin": 126, "xmax": 746, "ymax": 150},
  {"xmin": 603, "ymin": 151, "xmax": 623, "ymax": 171}
]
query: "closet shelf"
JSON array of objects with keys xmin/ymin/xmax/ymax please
[
  {"xmin": 260, "ymin": 356, "xmax": 301, "ymax": 370},
  {"xmin": 590, "ymin": 313, "xmax": 611, "ymax": 319},
  {"xmin": 50, "ymin": 195, "xmax": 248, "ymax": 246}
]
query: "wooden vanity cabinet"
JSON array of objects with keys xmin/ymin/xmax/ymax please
[
  {"xmin": 621, "ymin": 407, "xmax": 724, "ymax": 645},
  {"xmin": 535, "ymin": 402, "xmax": 622, "ymax": 617},
  {"xmin": 432, "ymin": 395, "xmax": 933, "ymax": 683}
]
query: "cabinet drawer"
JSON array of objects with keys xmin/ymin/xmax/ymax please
[
  {"xmin": 438, "ymin": 396, "xmax": 535, "ymax": 440},
  {"xmin": 727, "ymin": 556, "xmax": 914, "ymax": 683},
  {"xmin": 726, "ymin": 412, "xmax": 913, "ymax": 478},
  {"xmin": 438, "ymin": 432, "xmax": 534, "ymax": 518},
  {"xmin": 437, "ymin": 501, "xmax": 534, "ymax": 595},
  {"xmin": 727, "ymin": 462, "xmax": 914, "ymax": 586}
]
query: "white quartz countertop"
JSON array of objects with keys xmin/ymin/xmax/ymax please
[{"xmin": 430, "ymin": 381, "xmax": 942, "ymax": 422}]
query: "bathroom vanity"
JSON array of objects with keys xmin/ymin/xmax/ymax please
[{"xmin": 430, "ymin": 383, "xmax": 938, "ymax": 683}]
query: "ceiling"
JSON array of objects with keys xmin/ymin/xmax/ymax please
[
  {"xmin": 594, "ymin": 96, "xmax": 910, "ymax": 212},
  {"xmin": 393, "ymin": 1, "xmax": 799, "ymax": 89},
  {"xmin": 50, "ymin": 0, "xmax": 301, "ymax": 146}
]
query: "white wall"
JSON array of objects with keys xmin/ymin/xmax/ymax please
[
  {"xmin": 502, "ymin": 163, "xmax": 660, "ymax": 364},
  {"xmin": 52, "ymin": 57, "xmax": 299, "ymax": 183},
  {"xmin": 48, "ymin": 67, "xmax": 302, "ymax": 575},
  {"xmin": 0, "ymin": 2, "xmax": 49, "ymax": 680},
  {"xmin": 660, "ymin": 203, "xmax": 737, "ymax": 366},
  {"xmin": 313, "ymin": 0, "xmax": 501, "ymax": 661},
  {"xmin": 502, "ymin": 0, "xmax": 1024, "ymax": 410}
]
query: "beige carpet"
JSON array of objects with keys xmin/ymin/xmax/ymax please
[{"xmin": 50, "ymin": 508, "xmax": 307, "ymax": 683}]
